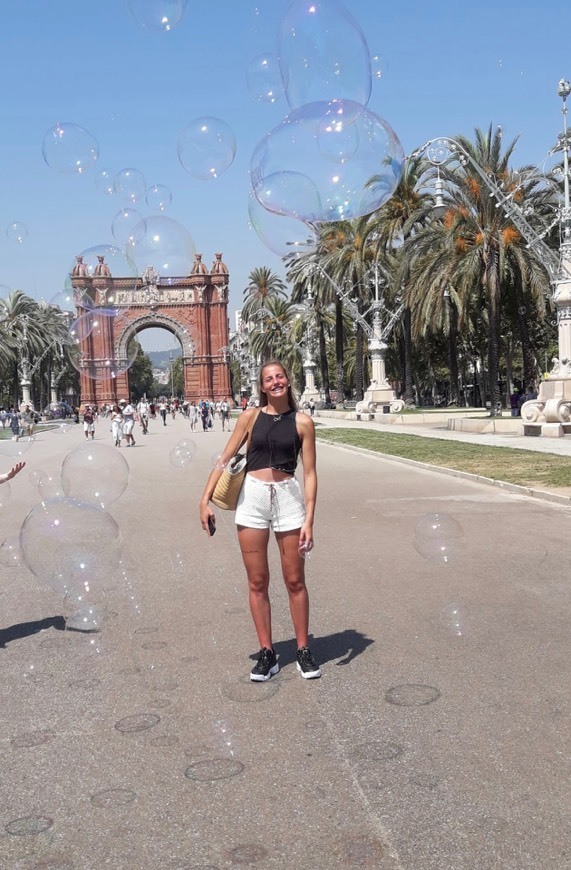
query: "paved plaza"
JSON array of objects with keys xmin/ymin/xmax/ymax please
[{"xmin": 0, "ymin": 414, "xmax": 569, "ymax": 869}]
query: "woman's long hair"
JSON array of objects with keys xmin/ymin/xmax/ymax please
[{"xmin": 258, "ymin": 359, "xmax": 298, "ymax": 411}]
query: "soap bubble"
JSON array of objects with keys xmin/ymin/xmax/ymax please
[
  {"xmin": 67, "ymin": 310, "xmax": 139, "ymax": 381},
  {"xmin": 20, "ymin": 496, "xmax": 122, "ymax": 589},
  {"xmin": 64, "ymin": 582, "xmax": 107, "ymax": 632},
  {"xmin": 248, "ymin": 191, "xmax": 314, "ymax": 257},
  {"xmin": 250, "ymin": 100, "xmax": 404, "ymax": 222},
  {"xmin": 211, "ymin": 452, "xmax": 227, "ymax": 470},
  {"xmin": 113, "ymin": 168, "xmax": 146, "ymax": 204},
  {"xmin": 177, "ymin": 117, "xmax": 236, "ymax": 180},
  {"xmin": 371, "ymin": 53, "xmax": 387, "ymax": 80},
  {"xmin": 0, "ymin": 535, "xmax": 23, "ymax": 568},
  {"xmin": 37, "ymin": 470, "xmax": 65, "ymax": 501},
  {"xmin": 169, "ymin": 445, "xmax": 192, "ymax": 468},
  {"xmin": 0, "ymin": 284, "xmax": 12, "ymax": 300},
  {"xmin": 146, "ymin": 184, "xmax": 172, "ymax": 212},
  {"xmin": 278, "ymin": 0, "xmax": 372, "ymax": 111},
  {"xmin": 413, "ymin": 514, "xmax": 464, "ymax": 564},
  {"xmin": 68, "ymin": 244, "xmax": 138, "ymax": 308},
  {"xmin": 177, "ymin": 438, "xmax": 197, "ymax": 457},
  {"xmin": 246, "ymin": 53, "xmax": 283, "ymax": 104},
  {"xmin": 95, "ymin": 168, "xmax": 115, "ymax": 195},
  {"xmin": 440, "ymin": 602, "xmax": 469, "ymax": 638},
  {"xmin": 42, "ymin": 122, "xmax": 99, "ymax": 175},
  {"xmin": 128, "ymin": 215, "xmax": 195, "ymax": 278},
  {"xmin": 50, "ymin": 284, "xmax": 91, "ymax": 313},
  {"xmin": 6, "ymin": 222, "xmax": 28, "ymax": 244},
  {"xmin": 0, "ymin": 435, "xmax": 35, "ymax": 460},
  {"xmin": 128, "ymin": 0, "xmax": 188, "ymax": 31},
  {"xmin": 111, "ymin": 208, "xmax": 146, "ymax": 246},
  {"xmin": 62, "ymin": 443, "xmax": 130, "ymax": 507}
]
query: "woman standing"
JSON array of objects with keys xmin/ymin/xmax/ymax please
[
  {"xmin": 199, "ymin": 360, "xmax": 320, "ymax": 681},
  {"xmin": 110, "ymin": 404, "xmax": 123, "ymax": 447}
]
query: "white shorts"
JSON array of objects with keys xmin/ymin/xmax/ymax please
[
  {"xmin": 123, "ymin": 419, "xmax": 134, "ymax": 435},
  {"xmin": 83, "ymin": 422, "xmax": 95, "ymax": 433},
  {"xmin": 235, "ymin": 474, "xmax": 305, "ymax": 532}
]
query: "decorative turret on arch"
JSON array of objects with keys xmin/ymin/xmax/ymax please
[{"xmin": 71, "ymin": 251, "xmax": 232, "ymax": 406}]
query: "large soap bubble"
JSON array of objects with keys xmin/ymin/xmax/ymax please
[
  {"xmin": 251, "ymin": 100, "xmax": 404, "ymax": 222},
  {"xmin": 0, "ymin": 435, "xmax": 35, "ymax": 460},
  {"xmin": 6, "ymin": 222, "xmax": 28, "ymax": 244},
  {"xmin": 413, "ymin": 514, "xmax": 464, "ymax": 565},
  {"xmin": 111, "ymin": 209, "xmax": 146, "ymax": 247},
  {"xmin": 128, "ymin": 0, "xmax": 188, "ymax": 31},
  {"xmin": 177, "ymin": 117, "xmax": 236, "ymax": 180},
  {"xmin": 67, "ymin": 310, "xmax": 138, "ymax": 382},
  {"xmin": 20, "ymin": 496, "xmax": 122, "ymax": 588},
  {"xmin": 42, "ymin": 122, "xmax": 99, "ymax": 174},
  {"xmin": 62, "ymin": 443, "xmax": 129, "ymax": 507},
  {"xmin": 246, "ymin": 53, "xmax": 283, "ymax": 104},
  {"xmin": 146, "ymin": 184, "xmax": 172, "ymax": 212},
  {"xmin": 68, "ymin": 244, "xmax": 138, "ymax": 308},
  {"xmin": 248, "ymin": 191, "xmax": 314, "ymax": 257},
  {"xmin": 95, "ymin": 168, "xmax": 115, "ymax": 196},
  {"xmin": 278, "ymin": 0, "xmax": 372, "ymax": 111},
  {"xmin": 128, "ymin": 215, "xmax": 195, "ymax": 278},
  {"xmin": 64, "ymin": 582, "xmax": 108, "ymax": 632},
  {"xmin": 113, "ymin": 168, "xmax": 146, "ymax": 204}
]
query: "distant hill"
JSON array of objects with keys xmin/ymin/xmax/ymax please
[{"xmin": 146, "ymin": 349, "xmax": 182, "ymax": 369}]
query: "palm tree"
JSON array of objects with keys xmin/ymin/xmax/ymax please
[
  {"xmin": 364, "ymin": 155, "xmax": 435, "ymax": 406},
  {"xmin": 242, "ymin": 266, "xmax": 287, "ymax": 322},
  {"xmin": 405, "ymin": 126, "xmax": 555, "ymax": 411},
  {"xmin": 248, "ymin": 296, "xmax": 297, "ymax": 366}
]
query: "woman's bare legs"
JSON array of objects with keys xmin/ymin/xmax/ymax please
[
  {"xmin": 275, "ymin": 529, "xmax": 309, "ymax": 648},
  {"xmin": 237, "ymin": 526, "xmax": 272, "ymax": 649}
]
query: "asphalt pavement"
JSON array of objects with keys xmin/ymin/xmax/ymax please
[{"xmin": 0, "ymin": 414, "xmax": 569, "ymax": 869}]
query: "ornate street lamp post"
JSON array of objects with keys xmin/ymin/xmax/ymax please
[
  {"xmin": 413, "ymin": 81, "xmax": 571, "ymax": 435},
  {"xmin": 310, "ymin": 263, "xmax": 405, "ymax": 418}
]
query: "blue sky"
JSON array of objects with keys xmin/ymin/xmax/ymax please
[{"xmin": 1, "ymin": 0, "xmax": 570, "ymax": 351}]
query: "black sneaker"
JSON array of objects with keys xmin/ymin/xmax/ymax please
[
  {"xmin": 250, "ymin": 647, "xmax": 279, "ymax": 682},
  {"xmin": 296, "ymin": 647, "xmax": 321, "ymax": 679}
]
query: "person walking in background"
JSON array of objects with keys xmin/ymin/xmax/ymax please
[
  {"xmin": 121, "ymin": 400, "xmax": 136, "ymax": 447},
  {"xmin": 83, "ymin": 405, "xmax": 95, "ymax": 440},
  {"xmin": 220, "ymin": 396, "xmax": 231, "ymax": 432},
  {"xmin": 200, "ymin": 401, "xmax": 210, "ymax": 432},
  {"xmin": 9, "ymin": 407, "xmax": 20, "ymax": 441},
  {"xmin": 189, "ymin": 402, "xmax": 198, "ymax": 433},
  {"xmin": 159, "ymin": 400, "xmax": 167, "ymax": 426},
  {"xmin": 137, "ymin": 398, "xmax": 150, "ymax": 435},
  {"xmin": 110, "ymin": 404, "xmax": 123, "ymax": 447},
  {"xmin": 200, "ymin": 359, "xmax": 320, "ymax": 683}
]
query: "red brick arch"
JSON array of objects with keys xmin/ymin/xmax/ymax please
[{"xmin": 71, "ymin": 252, "xmax": 231, "ymax": 406}]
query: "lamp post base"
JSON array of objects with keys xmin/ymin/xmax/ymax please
[
  {"xmin": 356, "ymin": 383, "xmax": 405, "ymax": 419},
  {"xmin": 521, "ymin": 376, "xmax": 571, "ymax": 436}
]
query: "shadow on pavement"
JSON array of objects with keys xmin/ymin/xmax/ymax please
[
  {"xmin": 0, "ymin": 615, "xmax": 65, "ymax": 649},
  {"xmin": 257, "ymin": 628, "xmax": 375, "ymax": 668}
]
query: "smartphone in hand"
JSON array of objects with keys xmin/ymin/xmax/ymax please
[{"xmin": 208, "ymin": 516, "xmax": 216, "ymax": 536}]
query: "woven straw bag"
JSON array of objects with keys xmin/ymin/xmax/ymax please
[{"xmin": 211, "ymin": 409, "xmax": 260, "ymax": 510}]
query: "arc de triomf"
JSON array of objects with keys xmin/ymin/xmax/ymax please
[{"xmin": 70, "ymin": 252, "xmax": 232, "ymax": 406}]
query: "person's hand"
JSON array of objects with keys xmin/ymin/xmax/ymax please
[
  {"xmin": 1, "ymin": 461, "xmax": 25, "ymax": 484},
  {"xmin": 298, "ymin": 521, "xmax": 314, "ymax": 554},
  {"xmin": 199, "ymin": 501, "xmax": 216, "ymax": 536}
]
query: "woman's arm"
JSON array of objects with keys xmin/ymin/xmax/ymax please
[
  {"xmin": 297, "ymin": 413, "xmax": 317, "ymax": 550},
  {"xmin": 0, "ymin": 461, "xmax": 25, "ymax": 484},
  {"xmin": 198, "ymin": 408, "xmax": 258, "ymax": 534}
]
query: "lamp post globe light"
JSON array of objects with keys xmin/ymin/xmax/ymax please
[{"xmin": 413, "ymin": 80, "xmax": 571, "ymax": 436}]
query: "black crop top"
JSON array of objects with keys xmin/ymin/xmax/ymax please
[{"xmin": 247, "ymin": 409, "xmax": 302, "ymax": 475}]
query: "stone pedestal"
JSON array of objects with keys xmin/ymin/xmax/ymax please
[
  {"xmin": 300, "ymin": 359, "xmax": 320, "ymax": 406},
  {"xmin": 521, "ymin": 375, "xmax": 571, "ymax": 436},
  {"xmin": 355, "ymin": 339, "xmax": 404, "ymax": 419},
  {"xmin": 20, "ymin": 380, "xmax": 32, "ymax": 406}
]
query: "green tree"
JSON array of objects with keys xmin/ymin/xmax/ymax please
[
  {"xmin": 128, "ymin": 342, "xmax": 154, "ymax": 400},
  {"xmin": 242, "ymin": 266, "xmax": 287, "ymax": 322}
]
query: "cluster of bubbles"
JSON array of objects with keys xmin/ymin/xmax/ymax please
[
  {"xmin": 13, "ymin": 443, "xmax": 131, "ymax": 633},
  {"xmin": 170, "ymin": 438, "xmax": 196, "ymax": 469},
  {"xmin": 413, "ymin": 513, "xmax": 469, "ymax": 639},
  {"xmin": 248, "ymin": 0, "xmax": 400, "ymax": 254}
]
